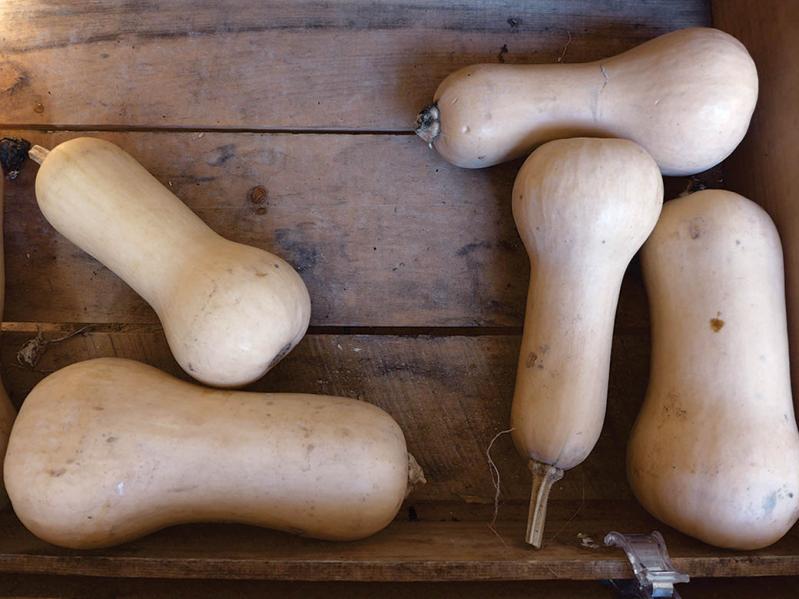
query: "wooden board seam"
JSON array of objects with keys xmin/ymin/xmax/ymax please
[{"xmin": 0, "ymin": 124, "xmax": 418, "ymax": 135}]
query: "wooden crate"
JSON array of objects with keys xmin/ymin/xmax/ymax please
[{"xmin": 0, "ymin": 0, "xmax": 796, "ymax": 595}]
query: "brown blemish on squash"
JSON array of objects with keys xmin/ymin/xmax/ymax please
[
  {"xmin": 660, "ymin": 391, "xmax": 687, "ymax": 426},
  {"xmin": 688, "ymin": 217, "xmax": 706, "ymax": 239},
  {"xmin": 49, "ymin": 468, "xmax": 66, "ymax": 477},
  {"xmin": 710, "ymin": 315, "xmax": 725, "ymax": 332},
  {"xmin": 526, "ymin": 352, "xmax": 538, "ymax": 368},
  {"xmin": 168, "ymin": 485, "xmax": 198, "ymax": 493}
]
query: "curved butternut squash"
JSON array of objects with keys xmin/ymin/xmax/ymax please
[
  {"xmin": 30, "ymin": 138, "xmax": 311, "ymax": 388},
  {"xmin": 629, "ymin": 190, "xmax": 799, "ymax": 550},
  {"xmin": 4, "ymin": 358, "xmax": 423, "ymax": 549},
  {"xmin": 511, "ymin": 138, "xmax": 662, "ymax": 547},
  {"xmin": 417, "ymin": 28, "xmax": 757, "ymax": 175}
]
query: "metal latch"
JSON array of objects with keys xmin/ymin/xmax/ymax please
[{"xmin": 604, "ymin": 531, "xmax": 689, "ymax": 598}]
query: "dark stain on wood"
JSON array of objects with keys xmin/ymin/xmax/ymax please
[
  {"xmin": 498, "ymin": 44, "xmax": 509, "ymax": 63},
  {"xmin": 0, "ymin": 61, "xmax": 29, "ymax": 95},
  {"xmin": 208, "ymin": 144, "xmax": 236, "ymax": 166},
  {"xmin": 273, "ymin": 228, "xmax": 319, "ymax": 273},
  {"xmin": 456, "ymin": 241, "xmax": 492, "ymax": 257}
]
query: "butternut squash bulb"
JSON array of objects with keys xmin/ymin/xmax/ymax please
[
  {"xmin": 30, "ymin": 138, "xmax": 311, "ymax": 388},
  {"xmin": 4, "ymin": 358, "xmax": 424, "ymax": 549},
  {"xmin": 629, "ymin": 190, "xmax": 799, "ymax": 550},
  {"xmin": 511, "ymin": 138, "xmax": 662, "ymax": 547},
  {"xmin": 0, "ymin": 386, "xmax": 14, "ymax": 507},
  {"xmin": 417, "ymin": 28, "xmax": 757, "ymax": 175}
]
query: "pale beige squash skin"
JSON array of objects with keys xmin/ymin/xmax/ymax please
[
  {"xmin": 511, "ymin": 138, "xmax": 662, "ymax": 546},
  {"xmin": 4, "ymin": 358, "xmax": 417, "ymax": 549},
  {"xmin": 33, "ymin": 138, "xmax": 311, "ymax": 388},
  {"xmin": 419, "ymin": 28, "xmax": 757, "ymax": 175},
  {"xmin": 629, "ymin": 190, "xmax": 799, "ymax": 550},
  {"xmin": 0, "ymin": 385, "xmax": 14, "ymax": 507},
  {"xmin": 0, "ymin": 176, "xmax": 17, "ymax": 506}
]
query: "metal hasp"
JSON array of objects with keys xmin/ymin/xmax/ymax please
[{"xmin": 604, "ymin": 531, "xmax": 689, "ymax": 598}]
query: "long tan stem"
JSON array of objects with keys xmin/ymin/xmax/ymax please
[
  {"xmin": 525, "ymin": 460, "xmax": 564, "ymax": 548},
  {"xmin": 28, "ymin": 145, "xmax": 50, "ymax": 165}
]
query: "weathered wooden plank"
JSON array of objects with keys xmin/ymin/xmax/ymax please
[
  {"xmin": 0, "ymin": 575, "xmax": 797, "ymax": 599},
  {"xmin": 1, "ymin": 328, "xmax": 648, "ymax": 505},
  {"xmin": 0, "ymin": 575, "xmax": 616, "ymax": 599},
  {"xmin": 712, "ymin": 2, "xmax": 799, "ymax": 403},
  {"xmin": 0, "ymin": 1, "xmax": 710, "ymax": 130},
  {"xmin": 2, "ymin": 130, "xmax": 676, "ymax": 327},
  {"xmin": 0, "ymin": 506, "xmax": 795, "ymax": 581}
]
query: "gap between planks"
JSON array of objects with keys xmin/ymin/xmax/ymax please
[
  {"xmin": 0, "ymin": 323, "xmax": 651, "ymax": 337},
  {"xmin": 0, "ymin": 322, "xmax": 526, "ymax": 337},
  {"xmin": 0, "ymin": 124, "xmax": 417, "ymax": 135}
]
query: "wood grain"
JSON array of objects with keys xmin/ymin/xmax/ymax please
[
  {"xmin": 0, "ymin": 1, "xmax": 709, "ymax": 130},
  {"xmin": 712, "ymin": 1, "xmax": 799, "ymax": 398},
  {"xmin": 0, "ymin": 575, "xmax": 619, "ymax": 599},
  {"xmin": 0, "ymin": 505, "xmax": 795, "ymax": 581},
  {"xmin": 1, "ymin": 130, "xmax": 683, "ymax": 328},
  {"xmin": 1, "ymin": 575, "xmax": 798, "ymax": 599},
  {"xmin": 0, "ymin": 327, "xmax": 649, "ymax": 506},
  {"xmin": 0, "ymin": 0, "xmax": 789, "ymax": 587}
]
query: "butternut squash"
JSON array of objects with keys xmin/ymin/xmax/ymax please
[
  {"xmin": 511, "ymin": 138, "xmax": 662, "ymax": 547},
  {"xmin": 416, "ymin": 28, "xmax": 757, "ymax": 175},
  {"xmin": 0, "ymin": 174, "xmax": 16, "ymax": 506},
  {"xmin": 4, "ymin": 358, "xmax": 424, "ymax": 549},
  {"xmin": 629, "ymin": 189, "xmax": 799, "ymax": 550},
  {"xmin": 29, "ymin": 138, "xmax": 311, "ymax": 388}
]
